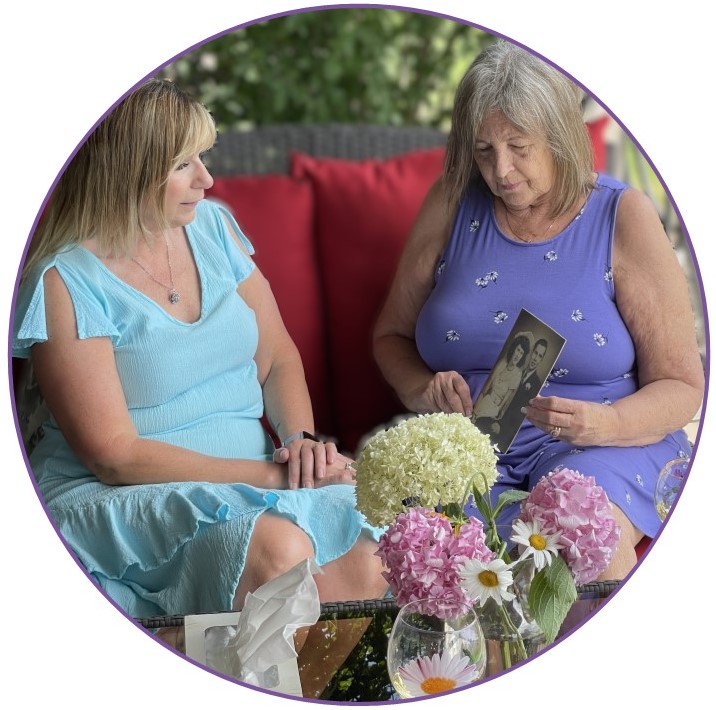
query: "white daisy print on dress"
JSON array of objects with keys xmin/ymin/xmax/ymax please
[
  {"xmin": 436, "ymin": 260, "xmax": 446, "ymax": 276},
  {"xmin": 593, "ymin": 333, "xmax": 608, "ymax": 347},
  {"xmin": 544, "ymin": 250, "xmax": 558, "ymax": 262},
  {"xmin": 636, "ymin": 473, "xmax": 644, "ymax": 487},
  {"xmin": 571, "ymin": 309, "xmax": 585, "ymax": 322},
  {"xmin": 492, "ymin": 311, "xmax": 508, "ymax": 324},
  {"xmin": 445, "ymin": 330, "xmax": 460, "ymax": 342},
  {"xmin": 604, "ymin": 267, "xmax": 613, "ymax": 283},
  {"xmin": 469, "ymin": 219, "xmax": 480, "ymax": 232},
  {"xmin": 475, "ymin": 270, "xmax": 498, "ymax": 288}
]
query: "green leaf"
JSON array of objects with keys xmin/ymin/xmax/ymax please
[
  {"xmin": 443, "ymin": 502, "xmax": 464, "ymax": 521},
  {"xmin": 496, "ymin": 489, "xmax": 530, "ymax": 507},
  {"xmin": 528, "ymin": 556, "xmax": 578, "ymax": 644},
  {"xmin": 470, "ymin": 487, "xmax": 493, "ymax": 520},
  {"xmin": 492, "ymin": 489, "xmax": 529, "ymax": 519}
]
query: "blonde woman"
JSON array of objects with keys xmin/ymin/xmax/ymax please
[{"xmin": 13, "ymin": 79, "xmax": 386, "ymax": 618}]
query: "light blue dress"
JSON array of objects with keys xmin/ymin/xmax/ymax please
[{"xmin": 13, "ymin": 199, "xmax": 380, "ymax": 618}]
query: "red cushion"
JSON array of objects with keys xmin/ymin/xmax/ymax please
[
  {"xmin": 292, "ymin": 148, "xmax": 445, "ymax": 453},
  {"xmin": 635, "ymin": 536, "xmax": 651, "ymax": 560},
  {"xmin": 587, "ymin": 116, "xmax": 611, "ymax": 172},
  {"xmin": 206, "ymin": 175, "xmax": 332, "ymax": 433}
]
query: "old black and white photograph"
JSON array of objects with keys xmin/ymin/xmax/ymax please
[{"xmin": 471, "ymin": 309, "xmax": 566, "ymax": 452}]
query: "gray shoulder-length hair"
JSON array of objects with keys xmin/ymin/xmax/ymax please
[{"xmin": 444, "ymin": 40, "xmax": 595, "ymax": 216}]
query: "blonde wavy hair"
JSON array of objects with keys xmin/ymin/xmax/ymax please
[
  {"xmin": 23, "ymin": 78, "xmax": 216, "ymax": 277},
  {"xmin": 444, "ymin": 40, "xmax": 595, "ymax": 217}
]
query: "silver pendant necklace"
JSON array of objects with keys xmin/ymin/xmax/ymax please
[{"xmin": 131, "ymin": 233, "xmax": 180, "ymax": 304}]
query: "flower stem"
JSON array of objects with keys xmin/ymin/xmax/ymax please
[{"xmin": 497, "ymin": 603, "xmax": 528, "ymax": 666}]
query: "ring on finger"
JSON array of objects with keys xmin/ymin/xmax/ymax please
[{"xmin": 550, "ymin": 426, "xmax": 562, "ymax": 438}]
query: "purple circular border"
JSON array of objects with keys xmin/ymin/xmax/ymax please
[{"xmin": 6, "ymin": 3, "xmax": 709, "ymax": 705}]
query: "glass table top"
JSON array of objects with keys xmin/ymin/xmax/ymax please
[{"xmin": 138, "ymin": 581, "xmax": 619, "ymax": 702}]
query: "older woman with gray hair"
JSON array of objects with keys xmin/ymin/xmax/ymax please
[{"xmin": 373, "ymin": 40, "xmax": 703, "ymax": 579}]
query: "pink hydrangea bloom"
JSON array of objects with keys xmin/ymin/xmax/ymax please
[
  {"xmin": 376, "ymin": 508, "xmax": 493, "ymax": 618},
  {"xmin": 520, "ymin": 468, "xmax": 621, "ymax": 585}
]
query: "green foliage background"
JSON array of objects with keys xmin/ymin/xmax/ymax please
[{"xmin": 159, "ymin": 7, "xmax": 493, "ymax": 130}]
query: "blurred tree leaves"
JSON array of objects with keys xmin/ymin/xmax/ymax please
[{"xmin": 159, "ymin": 8, "xmax": 493, "ymax": 130}]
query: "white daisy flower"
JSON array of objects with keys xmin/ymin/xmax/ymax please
[
  {"xmin": 459, "ymin": 558, "xmax": 515, "ymax": 606},
  {"xmin": 510, "ymin": 519, "xmax": 563, "ymax": 571},
  {"xmin": 398, "ymin": 651, "xmax": 479, "ymax": 697}
]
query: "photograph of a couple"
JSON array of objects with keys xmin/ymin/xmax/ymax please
[{"xmin": 472, "ymin": 309, "xmax": 566, "ymax": 452}]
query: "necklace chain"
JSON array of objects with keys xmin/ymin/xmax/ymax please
[
  {"xmin": 131, "ymin": 233, "xmax": 180, "ymax": 304},
  {"xmin": 503, "ymin": 209, "xmax": 556, "ymax": 243}
]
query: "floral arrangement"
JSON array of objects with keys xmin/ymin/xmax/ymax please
[{"xmin": 355, "ymin": 413, "xmax": 621, "ymax": 652}]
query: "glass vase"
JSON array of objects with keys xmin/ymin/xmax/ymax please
[
  {"xmin": 474, "ymin": 562, "xmax": 546, "ymax": 676},
  {"xmin": 387, "ymin": 600, "xmax": 486, "ymax": 698},
  {"xmin": 654, "ymin": 456, "xmax": 690, "ymax": 521}
]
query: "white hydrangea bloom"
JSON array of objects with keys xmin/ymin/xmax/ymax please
[{"xmin": 355, "ymin": 413, "xmax": 498, "ymax": 526}]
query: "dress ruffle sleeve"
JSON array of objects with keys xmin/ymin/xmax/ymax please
[{"xmin": 12, "ymin": 254, "xmax": 121, "ymax": 358}]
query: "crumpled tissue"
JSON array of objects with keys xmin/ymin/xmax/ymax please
[{"xmin": 202, "ymin": 557, "xmax": 322, "ymax": 689}]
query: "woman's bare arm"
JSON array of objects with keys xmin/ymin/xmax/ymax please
[
  {"xmin": 373, "ymin": 179, "xmax": 473, "ymax": 416},
  {"xmin": 526, "ymin": 188, "xmax": 704, "ymax": 446}
]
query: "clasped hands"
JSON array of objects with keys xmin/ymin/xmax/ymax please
[{"xmin": 273, "ymin": 439, "xmax": 357, "ymax": 490}]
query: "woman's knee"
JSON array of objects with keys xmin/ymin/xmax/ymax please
[
  {"xmin": 244, "ymin": 513, "xmax": 315, "ymax": 586},
  {"xmin": 317, "ymin": 535, "xmax": 387, "ymax": 601}
]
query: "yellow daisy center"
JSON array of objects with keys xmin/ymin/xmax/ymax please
[
  {"xmin": 528, "ymin": 533, "xmax": 547, "ymax": 551},
  {"xmin": 477, "ymin": 570, "xmax": 499, "ymax": 587},
  {"xmin": 421, "ymin": 677, "xmax": 458, "ymax": 694}
]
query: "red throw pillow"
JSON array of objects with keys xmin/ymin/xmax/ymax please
[
  {"xmin": 292, "ymin": 148, "xmax": 445, "ymax": 453},
  {"xmin": 207, "ymin": 175, "xmax": 333, "ymax": 433},
  {"xmin": 586, "ymin": 115, "xmax": 611, "ymax": 172}
]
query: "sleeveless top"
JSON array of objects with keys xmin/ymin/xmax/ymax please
[{"xmin": 416, "ymin": 174, "xmax": 637, "ymax": 409}]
